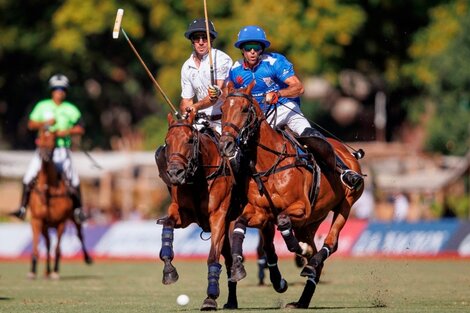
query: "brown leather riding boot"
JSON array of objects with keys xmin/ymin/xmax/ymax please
[{"xmin": 70, "ymin": 186, "xmax": 87, "ymax": 224}]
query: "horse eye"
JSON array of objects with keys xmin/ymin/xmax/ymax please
[
  {"xmin": 187, "ymin": 138, "xmax": 194, "ymax": 144},
  {"xmin": 241, "ymin": 105, "xmax": 249, "ymax": 113}
]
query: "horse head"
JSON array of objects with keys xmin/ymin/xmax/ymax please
[
  {"xmin": 164, "ymin": 110, "xmax": 199, "ymax": 185},
  {"xmin": 36, "ymin": 128, "xmax": 56, "ymax": 162},
  {"xmin": 219, "ymin": 81, "xmax": 258, "ymax": 158}
]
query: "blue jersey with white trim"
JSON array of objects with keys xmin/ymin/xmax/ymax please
[{"xmin": 229, "ymin": 52, "xmax": 300, "ymax": 111}]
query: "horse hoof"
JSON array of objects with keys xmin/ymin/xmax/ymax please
[
  {"xmin": 162, "ymin": 268, "xmax": 179, "ymax": 285},
  {"xmin": 223, "ymin": 301, "xmax": 238, "ymax": 310},
  {"xmin": 27, "ymin": 272, "xmax": 37, "ymax": 280},
  {"xmin": 285, "ymin": 302, "xmax": 300, "ymax": 309},
  {"xmin": 201, "ymin": 297, "xmax": 217, "ymax": 311},
  {"xmin": 230, "ymin": 262, "xmax": 246, "ymax": 282},
  {"xmin": 85, "ymin": 256, "xmax": 93, "ymax": 265},
  {"xmin": 274, "ymin": 278, "xmax": 288, "ymax": 293},
  {"xmin": 50, "ymin": 272, "xmax": 60, "ymax": 280}
]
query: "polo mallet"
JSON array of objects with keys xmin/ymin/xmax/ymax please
[
  {"xmin": 83, "ymin": 150, "xmax": 103, "ymax": 170},
  {"xmin": 113, "ymin": 9, "xmax": 180, "ymax": 119},
  {"xmin": 203, "ymin": 0, "xmax": 215, "ymax": 85}
]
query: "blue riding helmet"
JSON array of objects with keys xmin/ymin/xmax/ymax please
[{"xmin": 234, "ymin": 25, "xmax": 271, "ymax": 49}]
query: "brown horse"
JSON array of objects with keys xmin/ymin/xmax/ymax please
[
  {"xmin": 218, "ymin": 82, "xmax": 364, "ymax": 308},
  {"xmin": 155, "ymin": 110, "xmax": 239, "ymax": 310},
  {"xmin": 29, "ymin": 128, "xmax": 92, "ymax": 279}
]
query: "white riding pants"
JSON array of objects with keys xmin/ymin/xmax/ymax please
[
  {"xmin": 23, "ymin": 147, "xmax": 80, "ymax": 187},
  {"xmin": 194, "ymin": 118, "xmax": 222, "ymax": 135},
  {"xmin": 265, "ymin": 101, "xmax": 311, "ymax": 136}
]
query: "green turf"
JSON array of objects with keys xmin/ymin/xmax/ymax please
[{"xmin": 0, "ymin": 258, "xmax": 469, "ymax": 312}]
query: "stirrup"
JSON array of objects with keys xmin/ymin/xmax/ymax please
[
  {"xmin": 73, "ymin": 208, "xmax": 87, "ymax": 224},
  {"xmin": 340, "ymin": 169, "xmax": 363, "ymax": 190},
  {"xmin": 10, "ymin": 206, "xmax": 27, "ymax": 220}
]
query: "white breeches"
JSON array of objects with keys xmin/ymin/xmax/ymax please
[
  {"xmin": 265, "ymin": 101, "xmax": 311, "ymax": 136},
  {"xmin": 194, "ymin": 118, "xmax": 222, "ymax": 135},
  {"xmin": 23, "ymin": 147, "xmax": 80, "ymax": 187}
]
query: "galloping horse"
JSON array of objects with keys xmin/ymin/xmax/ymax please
[
  {"xmin": 29, "ymin": 128, "xmax": 92, "ymax": 279},
  {"xmin": 219, "ymin": 82, "xmax": 364, "ymax": 308},
  {"xmin": 155, "ymin": 110, "xmax": 239, "ymax": 310}
]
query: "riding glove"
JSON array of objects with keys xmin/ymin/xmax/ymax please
[
  {"xmin": 208, "ymin": 85, "xmax": 222, "ymax": 101},
  {"xmin": 265, "ymin": 91, "xmax": 280, "ymax": 105}
]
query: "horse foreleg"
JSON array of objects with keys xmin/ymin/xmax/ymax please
[
  {"xmin": 43, "ymin": 226, "xmax": 52, "ymax": 278},
  {"xmin": 75, "ymin": 222, "xmax": 93, "ymax": 264},
  {"xmin": 256, "ymin": 230, "xmax": 267, "ymax": 286},
  {"xmin": 51, "ymin": 223, "xmax": 65, "ymax": 280},
  {"xmin": 229, "ymin": 216, "xmax": 247, "ymax": 282},
  {"xmin": 221, "ymin": 225, "xmax": 238, "ymax": 310},
  {"xmin": 262, "ymin": 221, "xmax": 288, "ymax": 293},
  {"xmin": 160, "ymin": 217, "xmax": 178, "ymax": 285},
  {"xmin": 29, "ymin": 219, "xmax": 42, "ymax": 279}
]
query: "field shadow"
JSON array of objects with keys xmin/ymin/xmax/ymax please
[
  {"xmin": 239, "ymin": 305, "xmax": 383, "ymax": 311},
  {"xmin": 59, "ymin": 275, "xmax": 102, "ymax": 281},
  {"xmin": 0, "ymin": 297, "xmax": 12, "ymax": 301}
]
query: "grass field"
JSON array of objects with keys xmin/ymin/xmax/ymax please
[{"xmin": 1, "ymin": 257, "xmax": 469, "ymax": 312}]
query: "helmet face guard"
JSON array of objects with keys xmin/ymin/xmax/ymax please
[
  {"xmin": 234, "ymin": 25, "xmax": 271, "ymax": 49},
  {"xmin": 49, "ymin": 74, "xmax": 69, "ymax": 90},
  {"xmin": 184, "ymin": 18, "xmax": 218, "ymax": 40}
]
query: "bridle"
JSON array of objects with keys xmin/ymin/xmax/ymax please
[
  {"xmin": 221, "ymin": 92, "xmax": 261, "ymax": 149},
  {"xmin": 165, "ymin": 122, "xmax": 200, "ymax": 181}
]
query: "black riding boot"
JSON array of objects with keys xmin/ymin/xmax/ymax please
[
  {"xmin": 336, "ymin": 156, "xmax": 363, "ymax": 190},
  {"xmin": 70, "ymin": 186, "xmax": 87, "ymax": 224},
  {"xmin": 10, "ymin": 183, "xmax": 32, "ymax": 220}
]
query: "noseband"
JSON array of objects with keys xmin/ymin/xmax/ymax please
[{"xmin": 166, "ymin": 122, "xmax": 200, "ymax": 180}]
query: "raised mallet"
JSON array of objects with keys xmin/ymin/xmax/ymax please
[{"xmin": 113, "ymin": 9, "xmax": 180, "ymax": 118}]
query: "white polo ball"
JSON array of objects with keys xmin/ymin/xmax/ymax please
[{"xmin": 176, "ymin": 294, "xmax": 190, "ymax": 306}]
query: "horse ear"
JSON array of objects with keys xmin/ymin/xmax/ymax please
[
  {"xmin": 246, "ymin": 80, "xmax": 256, "ymax": 94},
  {"xmin": 187, "ymin": 109, "xmax": 196, "ymax": 124},
  {"xmin": 167, "ymin": 112, "xmax": 175, "ymax": 124},
  {"xmin": 227, "ymin": 81, "xmax": 235, "ymax": 94}
]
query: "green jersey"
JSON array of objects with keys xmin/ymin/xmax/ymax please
[{"xmin": 29, "ymin": 99, "xmax": 82, "ymax": 148}]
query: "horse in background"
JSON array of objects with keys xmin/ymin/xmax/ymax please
[
  {"xmin": 29, "ymin": 128, "xmax": 92, "ymax": 279},
  {"xmin": 219, "ymin": 82, "xmax": 364, "ymax": 308},
  {"xmin": 155, "ymin": 110, "xmax": 239, "ymax": 310}
]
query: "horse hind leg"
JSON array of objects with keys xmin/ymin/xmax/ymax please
[
  {"xmin": 160, "ymin": 221, "xmax": 178, "ymax": 285},
  {"xmin": 43, "ymin": 227, "xmax": 52, "ymax": 279},
  {"xmin": 256, "ymin": 231, "xmax": 267, "ymax": 286}
]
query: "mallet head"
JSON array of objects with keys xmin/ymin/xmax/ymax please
[{"xmin": 113, "ymin": 8, "xmax": 124, "ymax": 39}]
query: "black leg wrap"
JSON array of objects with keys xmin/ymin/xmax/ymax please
[
  {"xmin": 159, "ymin": 226, "xmax": 174, "ymax": 261},
  {"xmin": 310, "ymin": 245, "xmax": 330, "ymax": 268},
  {"xmin": 277, "ymin": 214, "xmax": 302, "ymax": 254},
  {"xmin": 257, "ymin": 256, "xmax": 267, "ymax": 285},
  {"xmin": 207, "ymin": 263, "xmax": 222, "ymax": 299},
  {"xmin": 297, "ymin": 279, "xmax": 316, "ymax": 308},
  {"xmin": 232, "ymin": 221, "xmax": 246, "ymax": 258}
]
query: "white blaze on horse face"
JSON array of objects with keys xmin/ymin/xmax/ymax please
[{"xmin": 229, "ymin": 98, "xmax": 236, "ymax": 108}]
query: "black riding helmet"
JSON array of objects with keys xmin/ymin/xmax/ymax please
[{"xmin": 184, "ymin": 18, "xmax": 218, "ymax": 40}]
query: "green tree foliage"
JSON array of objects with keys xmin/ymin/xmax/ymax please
[
  {"xmin": 402, "ymin": 0, "xmax": 470, "ymax": 155},
  {"xmin": 0, "ymin": 0, "xmax": 467, "ymax": 155}
]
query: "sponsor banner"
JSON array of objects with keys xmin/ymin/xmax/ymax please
[
  {"xmin": 1, "ymin": 219, "xmax": 469, "ymax": 259},
  {"xmin": 443, "ymin": 221, "xmax": 470, "ymax": 256},
  {"xmin": 273, "ymin": 219, "xmax": 367, "ymax": 256},
  {"xmin": 351, "ymin": 220, "xmax": 460, "ymax": 256}
]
